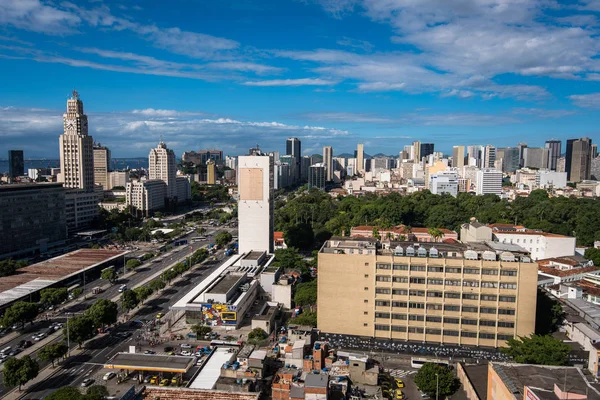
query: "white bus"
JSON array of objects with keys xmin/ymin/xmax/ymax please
[{"xmin": 410, "ymin": 357, "xmax": 450, "ymax": 369}]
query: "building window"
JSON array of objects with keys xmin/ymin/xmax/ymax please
[
  {"xmin": 391, "ymin": 326, "xmax": 407, "ymax": 332},
  {"xmin": 426, "ymin": 328, "xmax": 441, "ymax": 335},
  {"xmin": 444, "ymin": 305, "xmax": 460, "ymax": 312},
  {"xmin": 393, "ymin": 277, "xmax": 409, "ymax": 283},
  {"xmin": 393, "ymin": 264, "xmax": 408, "ymax": 270},
  {"xmin": 462, "ymin": 293, "xmax": 479, "ymax": 300},
  {"xmin": 376, "ymin": 263, "xmax": 390, "ymax": 270},
  {"xmin": 500, "ymin": 283, "xmax": 517, "ymax": 290},
  {"xmin": 392, "ymin": 289, "xmax": 408, "ymax": 295},
  {"xmin": 364, "ymin": 287, "xmax": 369, "ymax": 291},
  {"xmin": 500, "ymin": 270, "xmax": 517, "ymax": 276},
  {"xmin": 463, "ymin": 268, "xmax": 480, "ymax": 274},
  {"xmin": 444, "ymin": 317, "xmax": 459, "ymax": 324},
  {"xmin": 364, "ymin": 323, "xmax": 368, "ymax": 326},
  {"xmin": 409, "ymin": 290, "xmax": 425, "ymax": 297},
  {"xmin": 481, "ymin": 294, "xmax": 497, "ymax": 301},
  {"xmin": 480, "ymin": 320, "xmax": 496, "ymax": 326},
  {"xmin": 499, "ymin": 296, "xmax": 516, "ymax": 303},
  {"xmin": 426, "ymin": 316, "xmax": 442, "ymax": 323},
  {"xmin": 364, "ymin": 299, "xmax": 369, "ymax": 303},
  {"xmin": 462, "ymin": 318, "xmax": 478, "ymax": 325},
  {"xmin": 498, "ymin": 321, "xmax": 515, "ymax": 328},
  {"xmin": 408, "ymin": 315, "xmax": 424, "ymax": 321},
  {"xmin": 392, "ymin": 301, "xmax": 408, "ymax": 308},
  {"xmin": 463, "ymin": 280, "xmax": 480, "ymax": 287},
  {"xmin": 375, "ymin": 325, "xmax": 390, "ymax": 331},
  {"xmin": 444, "ymin": 330, "xmax": 459, "ymax": 337},
  {"xmin": 445, "ymin": 279, "xmax": 461, "ymax": 286},
  {"xmin": 375, "ymin": 300, "xmax": 389, "ymax": 307},
  {"xmin": 445, "ymin": 292, "xmax": 461, "ymax": 299},
  {"xmin": 499, "ymin": 308, "xmax": 516, "ymax": 315},
  {"xmin": 462, "ymin": 306, "xmax": 478, "ymax": 313},
  {"xmin": 498, "ymin": 334, "xmax": 513, "ymax": 341},
  {"xmin": 408, "ymin": 327, "xmax": 424, "ymax": 333},
  {"xmin": 427, "ymin": 278, "xmax": 444, "ymax": 285},
  {"xmin": 479, "ymin": 333, "xmax": 496, "ymax": 339},
  {"xmin": 426, "ymin": 304, "xmax": 443, "ymax": 310},
  {"xmin": 481, "ymin": 282, "xmax": 498, "ymax": 288},
  {"xmin": 462, "ymin": 331, "xmax": 477, "ymax": 338},
  {"xmin": 409, "ymin": 302, "xmax": 425, "ymax": 309},
  {"xmin": 392, "ymin": 313, "xmax": 407, "ymax": 320},
  {"xmin": 365, "ymin": 263, "xmax": 369, "ymax": 266},
  {"xmin": 364, "ymin": 274, "xmax": 369, "ymax": 278},
  {"xmin": 376, "ymin": 288, "xmax": 391, "ymax": 294},
  {"xmin": 427, "ymin": 266, "xmax": 444, "ymax": 273},
  {"xmin": 376, "ymin": 275, "xmax": 391, "ymax": 282},
  {"xmin": 445, "ymin": 267, "xmax": 461, "ymax": 274},
  {"xmin": 375, "ymin": 312, "xmax": 389, "ymax": 318},
  {"xmin": 427, "ymin": 291, "xmax": 443, "ymax": 298},
  {"xmin": 410, "ymin": 278, "xmax": 426, "ymax": 284},
  {"xmin": 410, "ymin": 266, "xmax": 426, "ymax": 272}
]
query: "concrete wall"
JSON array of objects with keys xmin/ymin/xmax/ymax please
[
  {"xmin": 273, "ymin": 284, "xmax": 292, "ymax": 309},
  {"xmin": 456, "ymin": 363, "xmax": 481, "ymax": 400}
]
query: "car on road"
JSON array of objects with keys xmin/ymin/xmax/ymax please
[
  {"xmin": 159, "ymin": 378, "xmax": 169, "ymax": 387},
  {"xmin": 155, "ymin": 312, "xmax": 164, "ymax": 319},
  {"xmin": 18, "ymin": 340, "xmax": 32, "ymax": 349},
  {"xmin": 33, "ymin": 333, "xmax": 46, "ymax": 341},
  {"xmin": 395, "ymin": 390, "xmax": 404, "ymax": 399},
  {"xmin": 144, "ymin": 350, "xmax": 156, "ymax": 354},
  {"xmin": 81, "ymin": 378, "xmax": 95, "ymax": 387},
  {"xmin": 118, "ymin": 285, "xmax": 127, "ymax": 293},
  {"xmin": 395, "ymin": 379, "xmax": 405, "ymax": 388},
  {"xmin": 180, "ymin": 343, "xmax": 192, "ymax": 349},
  {"xmin": 180, "ymin": 350, "xmax": 191, "ymax": 356},
  {"xmin": 164, "ymin": 346, "xmax": 174, "ymax": 352},
  {"xmin": 150, "ymin": 376, "xmax": 159, "ymax": 385},
  {"xmin": 103, "ymin": 372, "xmax": 116, "ymax": 381}
]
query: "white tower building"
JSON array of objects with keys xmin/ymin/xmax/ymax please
[
  {"xmin": 59, "ymin": 90, "xmax": 94, "ymax": 191},
  {"xmin": 476, "ymin": 168, "xmax": 503, "ymax": 196},
  {"xmin": 238, "ymin": 153, "xmax": 274, "ymax": 254},
  {"xmin": 149, "ymin": 140, "xmax": 177, "ymax": 199}
]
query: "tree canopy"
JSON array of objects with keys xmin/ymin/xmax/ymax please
[
  {"xmin": 101, "ymin": 267, "xmax": 117, "ymax": 283},
  {"xmin": 501, "ymin": 334, "xmax": 570, "ymax": 365},
  {"xmin": 214, "ymin": 231, "xmax": 233, "ymax": 247},
  {"xmin": 248, "ymin": 327, "xmax": 268, "ymax": 341},
  {"xmin": 38, "ymin": 342, "xmax": 68, "ymax": 367},
  {"xmin": 40, "ymin": 288, "xmax": 68, "ymax": 306},
  {"xmin": 584, "ymin": 248, "xmax": 600, "ymax": 266},
  {"xmin": 87, "ymin": 299, "xmax": 118, "ymax": 328},
  {"xmin": 294, "ymin": 280, "xmax": 317, "ymax": 306},
  {"xmin": 414, "ymin": 363, "xmax": 459, "ymax": 397},
  {"xmin": 3, "ymin": 355, "xmax": 39, "ymax": 390},
  {"xmin": 0, "ymin": 259, "xmax": 27, "ymax": 277},
  {"xmin": 126, "ymin": 259, "xmax": 142, "ymax": 270},
  {"xmin": 2, "ymin": 301, "xmax": 38, "ymax": 328},
  {"xmin": 45, "ymin": 386, "xmax": 85, "ymax": 400},
  {"xmin": 121, "ymin": 289, "xmax": 139, "ymax": 311},
  {"xmin": 64, "ymin": 315, "xmax": 95, "ymax": 347},
  {"xmin": 289, "ymin": 311, "xmax": 317, "ymax": 327}
]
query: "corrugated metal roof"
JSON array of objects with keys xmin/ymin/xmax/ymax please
[{"xmin": 189, "ymin": 347, "xmax": 237, "ymax": 390}]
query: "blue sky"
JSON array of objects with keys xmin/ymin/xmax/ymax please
[{"xmin": 1, "ymin": 0, "xmax": 600, "ymax": 158}]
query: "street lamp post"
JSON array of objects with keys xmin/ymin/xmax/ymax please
[{"xmin": 436, "ymin": 373, "xmax": 439, "ymax": 400}]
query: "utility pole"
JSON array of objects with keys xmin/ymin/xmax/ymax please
[{"xmin": 436, "ymin": 373, "xmax": 439, "ymax": 400}]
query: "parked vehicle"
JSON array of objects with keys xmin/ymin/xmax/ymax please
[{"xmin": 103, "ymin": 372, "xmax": 116, "ymax": 381}]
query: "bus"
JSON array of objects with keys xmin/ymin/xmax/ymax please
[
  {"xmin": 410, "ymin": 357, "xmax": 450, "ymax": 369},
  {"xmin": 173, "ymin": 239, "xmax": 188, "ymax": 246}
]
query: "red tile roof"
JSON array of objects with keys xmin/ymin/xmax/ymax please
[
  {"xmin": 274, "ymin": 232, "xmax": 284, "ymax": 240},
  {"xmin": 538, "ymin": 265, "xmax": 599, "ymax": 277}
]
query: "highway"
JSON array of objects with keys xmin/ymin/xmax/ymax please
[{"xmin": 0, "ymin": 225, "xmax": 236, "ymax": 399}]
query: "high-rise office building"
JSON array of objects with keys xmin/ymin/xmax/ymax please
[
  {"xmin": 238, "ymin": 152, "xmax": 274, "ymax": 254},
  {"xmin": 357, "ymin": 144, "xmax": 364, "ymax": 174},
  {"xmin": 452, "ymin": 146, "xmax": 465, "ymax": 169},
  {"xmin": 420, "ymin": 143, "xmax": 435, "ymax": 160},
  {"xmin": 59, "ymin": 90, "xmax": 94, "ymax": 191},
  {"xmin": 545, "ymin": 140, "xmax": 561, "ymax": 171},
  {"xmin": 8, "ymin": 150, "xmax": 24, "ymax": 179},
  {"xmin": 93, "ymin": 143, "xmax": 110, "ymax": 190},
  {"xmin": 566, "ymin": 138, "xmax": 592, "ymax": 182},
  {"xmin": 592, "ymin": 144, "xmax": 598, "ymax": 159},
  {"xmin": 308, "ymin": 164, "xmax": 326, "ymax": 190},
  {"xmin": 126, "ymin": 180, "xmax": 166, "ymax": 217},
  {"xmin": 412, "ymin": 141, "xmax": 421, "ymax": 162},
  {"xmin": 207, "ymin": 160, "xmax": 216, "ymax": 184},
  {"xmin": 318, "ymin": 237, "xmax": 536, "ymax": 347},
  {"xmin": 149, "ymin": 140, "xmax": 177, "ymax": 199},
  {"xmin": 323, "ymin": 146, "xmax": 333, "ymax": 182},
  {"xmin": 497, "ymin": 147, "xmax": 519, "ymax": 173},
  {"xmin": 517, "ymin": 142, "xmax": 528, "ymax": 168},
  {"xmin": 286, "ymin": 137, "xmax": 302, "ymax": 183},
  {"xmin": 476, "ymin": 169, "xmax": 503, "ymax": 196},
  {"xmin": 523, "ymin": 147, "xmax": 549, "ymax": 170},
  {"xmin": 484, "ymin": 145, "xmax": 496, "ymax": 168}
]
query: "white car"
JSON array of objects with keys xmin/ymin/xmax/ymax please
[
  {"xmin": 103, "ymin": 372, "xmax": 116, "ymax": 381},
  {"xmin": 180, "ymin": 350, "xmax": 192, "ymax": 356},
  {"xmin": 180, "ymin": 343, "xmax": 192, "ymax": 349}
]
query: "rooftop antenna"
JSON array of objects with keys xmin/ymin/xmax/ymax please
[{"xmin": 72, "ymin": 89, "xmax": 79, "ymax": 99}]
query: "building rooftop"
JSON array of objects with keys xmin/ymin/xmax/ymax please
[
  {"xmin": 105, "ymin": 352, "xmax": 195, "ymax": 373},
  {"xmin": 0, "ymin": 183, "xmax": 63, "ymax": 192},
  {"xmin": 304, "ymin": 373, "xmax": 328, "ymax": 388},
  {"xmin": 461, "ymin": 364, "xmax": 488, "ymax": 400},
  {"xmin": 207, "ymin": 273, "xmax": 244, "ymax": 295},
  {"xmin": 189, "ymin": 346, "xmax": 237, "ymax": 390},
  {"xmin": 141, "ymin": 388, "xmax": 259, "ymax": 400},
  {"xmin": 0, "ymin": 249, "xmax": 127, "ymax": 306},
  {"xmin": 539, "ymin": 266, "xmax": 599, "ymax": 278},
  {"xmin": 244, "ymin": 251, "xmax": 265, "ymax": 261},
  {"xmin": 491, "ymin": 362, "xmax": 600, "ymax": 399}
]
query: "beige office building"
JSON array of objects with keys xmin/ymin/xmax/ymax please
[
  {"xmin": 323, "ymin": 146, "xmax": 333, "ymax": 182},
  {"xmin": 207, "ymin": 160, "xmax": 216, "ymax": 184},
  {"xmin": 125, "ymin": 179, "xmax": 166, "ymax": 216},
  {"xmin": 59, "ymin": 90, "xmax": 95, "ymax": 191},
  {"xmin": 318, "ymin": 237, "xmax": 537, "ymax": 348},
  {"xmin": 453, "ymin": 146, "xmax": 465, "ymax": 169},
  {"xmin": 93, "ymin": 144, "xmax": 110, "ymax": 190},
  {"xmin": 149, "ymin": 141, "xmax": 177, "ymax": 199},
  {"xmin": 356, "ymin": 144, "xmax": 364, "ymax": 175}
]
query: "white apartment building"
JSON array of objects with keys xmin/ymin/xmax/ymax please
[
  {"xmin": 238, "ymin": 154, "xmax": 274, "ymax": 254},
  {"xmin": 323, "ymin": 146, "xmax": 333, "ymax": 182},
  {"xmin": 476, "ymin": 168, "xmax": 502, "ymax": 196},
  {"xmin": 492, "ymin": 226, "xmax": 576, "ymax": 261},
  {"xmin": 109, "ymin": 171, "xmax": 129, "ymax": 190},
  {"xmin": 225, "ymin": 155, "xmax": 238, "ymax": 170},
  {"xmin": 176, "ymin": 176, "xmax": 191, "ymax": 202},
  {"xmin": 65, "ymin": 190, "xmax": 101, "ymax": 232},
  {"xmin": 537, "ymin": 170, "xmax": 568, "ymax": 189},
  {"xmin": 59, "ymin": 90, "xmax": 95, "ymax": 191},
  {"xmin": 149, "ymin": 141, "xmax": 177, "ymax": 199},
  {"xmin": 429, "ymin": 171, "xmax": 459, "ymax": 197},
  {"xmin": 126, "ymin": 180, "xmax": 166, "ymax": 216}
]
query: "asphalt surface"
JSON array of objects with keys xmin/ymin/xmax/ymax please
[{"xmin": 0, "ymin": 225, "xmax": 235, "ymax": 399}]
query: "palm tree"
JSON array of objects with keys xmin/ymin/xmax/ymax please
[{"xmin": 427, "ymin": 227, "xmax": 444, "ymax": 242}]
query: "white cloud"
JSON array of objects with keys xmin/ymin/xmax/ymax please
[
  {"xmin": 132, "ymin": 109, "xmax": 205, "ymax": 117},
  {"xmin": 302, "ymin": 112, "xmax": 396, "ymax": 123},
  {"xmin": 243, "ymin": 78, "xmax": 338, "ymax": 86},
  {"xmin": 0, "ymin": 0, "xmax": 81, "ymax": 34},
  {"xmin": 569, "ymin": 92, "xmax": 600, "ymax": 109},
  {"xmin": 511, "ymin": 107, "xmax": 576, "ymax": 118}
]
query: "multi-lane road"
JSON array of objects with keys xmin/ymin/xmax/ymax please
[{"xmin": 0, "ymin": 226, "xmax": 235, "ymax": 399}]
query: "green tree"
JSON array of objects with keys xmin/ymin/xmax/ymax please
[
  {"xmin": 248, "ymin": 327, "xmax": 268, "ymax": 341},
  {"xmin": 70, "ymin": 288, "xmax": 83, "ymax": 299},
  {"xmin": 2, "ymin": 301, "xmax": 38, "ymax": 328},
  {"xmin": 149, "ymin": 278, "xmax": 166, "ymax": 292},
  {"xmin": 40, "ymin": 288, "xmax": 68, "ymax": 306},
  {"xmin": 273, "ymin": 248, "xmax": 307, "ymax": 274},
  {"xmin": 535, "ymin": 289, "xmax": 565, "ymax": 334},
  {"xmin": 502, "ymin": 334, "xmax": 570, "ymax": 365},
  {"xmin": 121, "ymin": 289, "xmax": 139, "ymax": 311},
  {"xmin": 3, "ymin": 356, "xmax": 40, "ymax": 390},
  {"xmin": 284, "ymin": 223, "xmax": 314, "ymax": 250},
  {"xmin": 294, "ymin": 280, "xmax": 317, "ymax": 306},
  {"xmin": 86, "ymin": 385, "xmax": 109, "ymax": 400},
  {"xmin": 414, "ymin": 363, "xmax": 459, "ymax": 397},
  {"xmin": 101, "ymin": 267, "xmax": 117, "ymax": 283},
  {"xmin": 214, "ymin": 231, "xmax": 233, "ymax": 247},
  {"xmin": 191, "ymin": 248, "xmax": 209, "ymax": 265},
  {"xmin": 191, "ymin": 324, "xmax": 212, "ymax": 337},
  {"xmin": 38, "ymin": 342, "xmax": 68, "ymax": 367},
  {"xmin": 162, "ymin": 268, "xmax": 178, "ymax": 283},
  {"xmin": 87, "ymin": 299, "xmax": 118, "ymax": 328},
  {"xmin": 125, "ymin": 259, "xmax": 142, "ymax": 270},
  {"xmin": 134, "ymin": 286, "xmax": 153, "ymax": 304},
  {"xmin": 584, "ymin": 248, "xmax": 600, "ymax": 266},
  {"xmin": 427, "ymin": 227, "xmax": 445, "ymax": 242},
  {"xmin": 0, "ymin": 259, "xmax": 26, "ymax": 277},
  {"xmin": 64, "ymin": 315, "xmax": 95, "ymax": 347},
  {"xmin": 45, "ymin": 386, "xmax": 84, "ymax": 400},
  {"xmin": 289, "ymin": 311, "xmax": 317, "ymax": 327}
]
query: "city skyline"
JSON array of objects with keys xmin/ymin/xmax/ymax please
[{"xmin": 1, "ymin": 1, "xmax": 600, "ymax": 157}]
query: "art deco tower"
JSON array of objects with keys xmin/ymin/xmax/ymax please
[{"xmin": 59, "ymin": 90, "xmax": 95, "ymax": 191}]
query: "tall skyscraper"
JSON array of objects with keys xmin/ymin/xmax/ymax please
[
  {"xmin": 498, "ymin": 147, "xmax": 519, "ymax": 173},
  {"xmin": 566, "ymin": 138, "xmax": 592, "ymax": 182},
  {"xmin": 523, "ymin": 147, "xmax": 549, "ymax": 170},
  {"xmin": 356, "ymin": 143, "xmax": 364, "ymax": 174},
  {"xmin": 420, "ymin": 143, "xmax": 435, "ymax": 160},
  {"xmin": 476, "ymin": 169, "xmax": 503, "ymax": 196},
  {"xmin": 517, "ymin": 142, "xmax": 528, "ymax": 168},
  {"xmin": 207, "ymin": 160, "xmax": 216, "ymax": 184},
  {"xmin": 323, "ymin": 146, "xmax": 333, "ymax": 181},
  {"xmin": 308, "ymin": 164, "xmax": 326, "ymax": 190},
  {"xmin": 412, "ymin": 141, "xmax": 421, "ymax": 162},
  {"xmin": 286, "ymin": 137, "xmax": 302, "ymax": 183},
  {"xmin": 59, "ymin": 90, "xmax": 94, "ymax": 191},
  {"xmin": 238, "ymin": 152, "xmax": 274, "ymax": 254},
  {"xmin": 452, "ymin": 146, "xmax": 465, "ymax": 169},
  {"xmin": 93, "ymin": 143, "xmax": 110, "ymax": 190},
  {"xmin": 149, "ymin": 140, "xmax": 177, "ymax": 199},
  {"xmin": 545, "ymin": 140, "xmax": 561, "ymax": 171},
  {"xmin": 484, "ymin": 145, "xmax": 496, "ymax": 168},
  {"xmin": 8, "ymin": 150, "xmax": 24, "ymax": 178}
]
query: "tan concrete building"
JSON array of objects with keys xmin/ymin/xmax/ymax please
[
  {"xmin": 318, "ymin": 237, "xmax": 537, "ymax": 348},
  {"xmin": 356, "ymin": 143, "xmax": 364, "ymax": 175},
  {"xmin": 207, "ymin": 160, "xmax": 216, "ymax": 184},
  {"xmin": 149, "ymin": 141, "xmax": 177, "ymax": 199},
  {"xmin": 93, "ymin": 143, "xmax": 110, "ymax": 190},
  {"xmin": 59, "ymin": 90, "xmax": 95, "ymax": 191},
  {"xmin": 125, "ymin": 179, "xmax": 166, "ymax": 216},
  {"xmin": 323, "ymin": 146, "xmax": 333, "ymax": 182}
]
